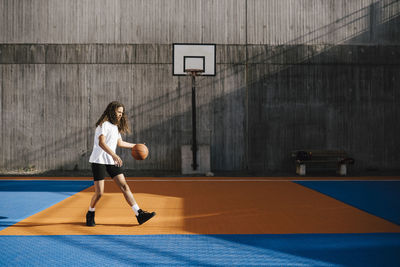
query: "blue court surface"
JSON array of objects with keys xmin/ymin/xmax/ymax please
[
  {"xmin": 296, "ymin": 181, "xmax": 400, "ymax": 225},
  {"xmin": 1, "ymin": 233, "xmax": 399, "ymax": 266},
  {"xmin": 0, "ymin": 179, "xmax": 399, "ymax": 266},
  {"xmin": 0, "ymin": 180, "xmax": 93, "ymax": 230}
]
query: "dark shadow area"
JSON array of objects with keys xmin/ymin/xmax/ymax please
[
  {"xmin": 245, "ymin": 1, "xmax": 400, "ymax": 174},
  {"xmin": 214, "ymin": 233, "xmax": 400, "ymax": 267}
]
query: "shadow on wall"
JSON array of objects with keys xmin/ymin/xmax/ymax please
[
  {"xmin": 131, "ymin": 0, "xmax": 400, "ymax": 174},
  {"xmin": 245, "ymin": 1, "xmax": 400, "ymax": 173}
]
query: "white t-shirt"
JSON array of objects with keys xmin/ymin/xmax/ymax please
[{"xmin": 89, "ymin": 121, "xmax": 122, "ymax": 165}]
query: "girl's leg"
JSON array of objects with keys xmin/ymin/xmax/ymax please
[
  {"xmin": 112, "ymin": 174, "xmax": 137, "ymax": 207},
  {"xmin": 113, "ymin": 173, "xmax": 156, "ymax": 225},
  {"xmin": 89, "ymin": 180, "xmax": 105, "ymax": 209},
  {"xmin": 86, "ymin": 180, "xmax": 104, "ymax": 226}
]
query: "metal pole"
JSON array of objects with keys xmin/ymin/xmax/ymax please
[{"xmin": 191, "ymin": 74, "xmax": 198, "ymax": 170}]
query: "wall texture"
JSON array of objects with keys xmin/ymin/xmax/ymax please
[
  {"xmin": 0, "ymin": 0, "xmax": 399, "ymax": 174},
  {"xmin": 1, "ymin": 0, "xmax": 399, "ymax": 45}
]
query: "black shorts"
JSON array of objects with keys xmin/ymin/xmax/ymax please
[{"xmin": 91, "ymin": 163, "xmax": 124, "ymax": 181}]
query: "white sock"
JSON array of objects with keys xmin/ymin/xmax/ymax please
[
  {"xmin": 132, "ymin": 204, "xmax": 140, "ymax": 216},
  {"xmin": 89, "ymin": 207, "xmax": 95, "ymax": 212}
]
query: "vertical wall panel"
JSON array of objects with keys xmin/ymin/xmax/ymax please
[
  {"xmin": 0, "ymin": 65, "xmax": 46, "ymax": 171},
  {"xmin": 0, "ymin": 0, "xmax": 247, "ymax": 44},
  {"xmin": 1, "ymin": 0, "xmax": 399, "ymax": 44}
]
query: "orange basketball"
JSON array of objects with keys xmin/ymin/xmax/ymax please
[{"xmin": 131, "ymin": 144, "xmax": 149, "ymax": 160}]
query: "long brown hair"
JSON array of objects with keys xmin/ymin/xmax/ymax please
[{"xmin": 95, "ymin": 101, "xmax": 130, "ymax": 134}]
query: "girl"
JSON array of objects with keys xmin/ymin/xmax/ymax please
[{"xmin": 86, "ymin": 101, "xmax": 155, "ymax": 226}]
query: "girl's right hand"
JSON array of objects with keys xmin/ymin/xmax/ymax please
[{"xmin": 113, "ymin": 154, "xmax": 123, "ymax": 167}]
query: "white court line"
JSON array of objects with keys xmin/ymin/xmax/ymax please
[
  {"xmin": 119, "ymin": 179, "xmax": 400, "ymax": 182},
  {"xmin": 4, "ymin": 178, "xmax": 394, "ymax": 182},
  {"xmin": 0, "ymin": 178, "xmax": 399, "ymax": 182}
]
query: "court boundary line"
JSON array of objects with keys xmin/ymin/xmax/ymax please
[
  {"xmin": 125, "ymin": 179, "xmax": 400, "ymax": 182},
  {"xmin": 1, "ymin": 178, "xmax": 399, "ymax": 182}
]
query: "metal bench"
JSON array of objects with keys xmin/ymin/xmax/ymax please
[{"xmin": 291, "ymin": 150, "xmax": 355, "ymax": 176}]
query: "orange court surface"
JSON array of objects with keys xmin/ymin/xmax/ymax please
[{"xmin": 1, "ymin": 176, "xmax": 399, "ymax": 235}]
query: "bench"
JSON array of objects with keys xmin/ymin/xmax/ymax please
[{"xmin": 291, "ymin": 150, "xmax": 355, "ymax": 176}]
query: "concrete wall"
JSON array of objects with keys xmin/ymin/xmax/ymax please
[
  {"xmin": 1, "ymin": 0, "xmax": 399, "ymax": 45},
  {"xmin": 0, "ymin": 0, "xmax": 399, "ymax": 174},
  {"xmin": 247, "ymin": 45, "xmax": 400, "ymax": 172}
]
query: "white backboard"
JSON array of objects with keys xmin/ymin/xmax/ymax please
[{"xmin": 173, "ymin": 44, "xmax": 216, "ymax": 76}]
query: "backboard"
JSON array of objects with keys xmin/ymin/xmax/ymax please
[{"xmin": 173, "ymin": 43, "xmax": 216, "ymax": 76}]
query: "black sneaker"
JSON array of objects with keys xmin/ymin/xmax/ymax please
[
  {"xmin": 86, "ymin": 211, "xmax": 95, "ymax": 226},
  {"xmin": 136, "ymin": 209, "xmax": 156, "ymax": 225}
]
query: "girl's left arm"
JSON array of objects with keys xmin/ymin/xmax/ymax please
[{"xmin": 117, "ymin": 139, "xmax": 135, "ymax": 149}]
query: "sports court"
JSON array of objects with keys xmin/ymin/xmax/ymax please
[
  {"xmin": 1, "ymin": 176, "xmax": 399, "ymax": 266},
  {"xmin": 1, "ymin": 0, "xmax": 400, "ymax": 266}
]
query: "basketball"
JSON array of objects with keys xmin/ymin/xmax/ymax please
[{"xmin": 131, "ymin": 144, "xmax": 149, "ymax": 160}]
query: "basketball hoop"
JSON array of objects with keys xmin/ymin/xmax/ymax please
[
  {"xmin": 185, "ymin": 69, "xmax": 204, "ymax": 77},
  {"xmin": 172, "ymin": 43, "xmax": 216, "ymax": 171}
]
